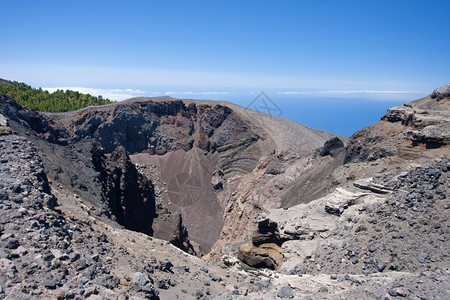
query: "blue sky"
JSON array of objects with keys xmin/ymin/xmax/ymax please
[{"xmin": 1, "ymin": 0, "xmax": 449, "ymax": 135}]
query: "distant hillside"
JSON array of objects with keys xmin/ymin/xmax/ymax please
[{"xmin": 0, "ymin": 79, "xmax": 114, "ymax": 112}]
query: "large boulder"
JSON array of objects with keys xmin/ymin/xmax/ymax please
[
  {"xmin": 238, "ymin": 242, "xmax": 283, "ymax": 270},
  {"xmin": 431, "ymin": 83, "xmax": 450, "ymax": 99},
  {"xmin": 318, "ymin": 137, "xmax": 344, "ymax": 158}
]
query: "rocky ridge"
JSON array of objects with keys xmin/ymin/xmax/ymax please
[
  {"xmin": 233, "ymin": 84, "xmax": 450, "ymax": 298},
  {"xmin": 0, "ymin": 93, "xmax": 339, "ymax": 254},
  {"xmin": 346, "ymin": 85, "xmax": 450, "ymax": 164},
  {"xmin": 0, "ymin": 82, "xmax": 449, "ymax": 299},
  {"xmin": 233, "ymin": 158, "xmax": 449, "ymax": 299},
  {"xmin": 0, "ymin": 133, "xmax": 251, "ymax": 299}
]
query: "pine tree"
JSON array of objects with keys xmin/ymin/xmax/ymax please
[{"xmin": 0, "ymin": 81, "xmax": 114, "ymax": 112}]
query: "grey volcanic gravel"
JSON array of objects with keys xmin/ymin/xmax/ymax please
[
  {"xmin": 297, "ymin": 159, "xmax": 450, "ymax": 277},
  {"xmin": 0, "ymin": 135, "xmax": 236, "ymax": 299},
  {"xmin": 0, "ymin": 88, "xmax": 449, "ymax": 299}
]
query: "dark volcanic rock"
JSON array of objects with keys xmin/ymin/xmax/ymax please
[
  {"xmin": 43, "ymin": 278, "xmax": 57, "ymax": 289},
  {"xmin": 0, "ymin": 191, "xmax": 8, "ymax": 200},
  {"xmin": 318, "ymin": 137, "xmax": 345, "ymax": 158},
  {"xmin": 0, "ymin": 95, "xmax": 69, "ymax": 144},
  {"xmin": 252, "ymin": 218, "xmax": 281, "ymax": 246},
  {"xmin": 92, "ymin": 145, "xmax": 156, "ymax": 235},
  {"xmin": 345, "ymin": 126, "xmax": 398, "ymax": 163},
  {"xmin": 69, "ymin": 100, "xmax": 259, "ymax": 156},
  {"xmin": 258, "ymin": 218, "xmax": 278, "ymax": 234},
  {"xmin": 169, "ymin": 212, "xmax": 199, "ymax": 256},
  {"xmin": 159, "ymin": 259, "xmax": 174, "ymax": 272},
  {"xmin": 2, "ymin": 91, "xmax": 339, "ymax": 263},
  {"xmin": 5, "ymin": 238, "xmax": 19, "ymax": 249}
]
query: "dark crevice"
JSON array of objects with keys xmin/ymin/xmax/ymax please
[{"xmin": 92, "ymin": 144, "xmax": 156, "ymax": 236}]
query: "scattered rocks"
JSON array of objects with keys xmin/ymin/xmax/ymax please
[
  {"xmin": 11, "ymin": 246, "xmax": 27, "ymax": 258},
  {"xmin": 0, "ymin": 86, "xmax": 449, "ymax": 300}
]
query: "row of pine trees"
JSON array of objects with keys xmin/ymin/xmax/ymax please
[{"xmin": 0, "ymin": 81, "xmax": 113, "ymax": 112}]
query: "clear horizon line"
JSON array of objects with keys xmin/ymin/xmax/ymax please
[
  {"xmin": 276, "ymin": 90, "xmax": 424, "ymax": 95},
  {"xmin": 41, "ymin": 86, "xmax": 427, "ymax": 101}
]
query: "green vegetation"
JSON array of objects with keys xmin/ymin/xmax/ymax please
[{"xmin": 0, "ymin": 81, "xmax": 114, "ymax": 112}]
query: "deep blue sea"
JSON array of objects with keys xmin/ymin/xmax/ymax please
[
  {"xmin": 264, "ymin": 96, "xmax": 406, "ymax": 136},
  {"xmin": 183, "ymin": 93, "xmax": 412, "ymax": 137},
  {"xmin": 59, "ymin": 83, "xmax": 421, "ymax": 137}
]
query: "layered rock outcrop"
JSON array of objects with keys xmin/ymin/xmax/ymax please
[
  {"xmin": 238, "ymin": 242, "xmax": 283, "ymax": 270},
  {"xmin": 1, "ymin": 94, "xmax": 338, "ymax": 254},
  {"xmin": 345, "ymin": 83, "xmax": 450, "ymax": 163},
  {"xmin": 1, "ymin": 82, "xmax": 449, "ymax": 299},
  {"xmin": 0, "ymin": 133, "xmax": 238, "ymax": 300},
  {"xmin": 238, "ymin": 218, "xmax": 284, "ymax": 270}
]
